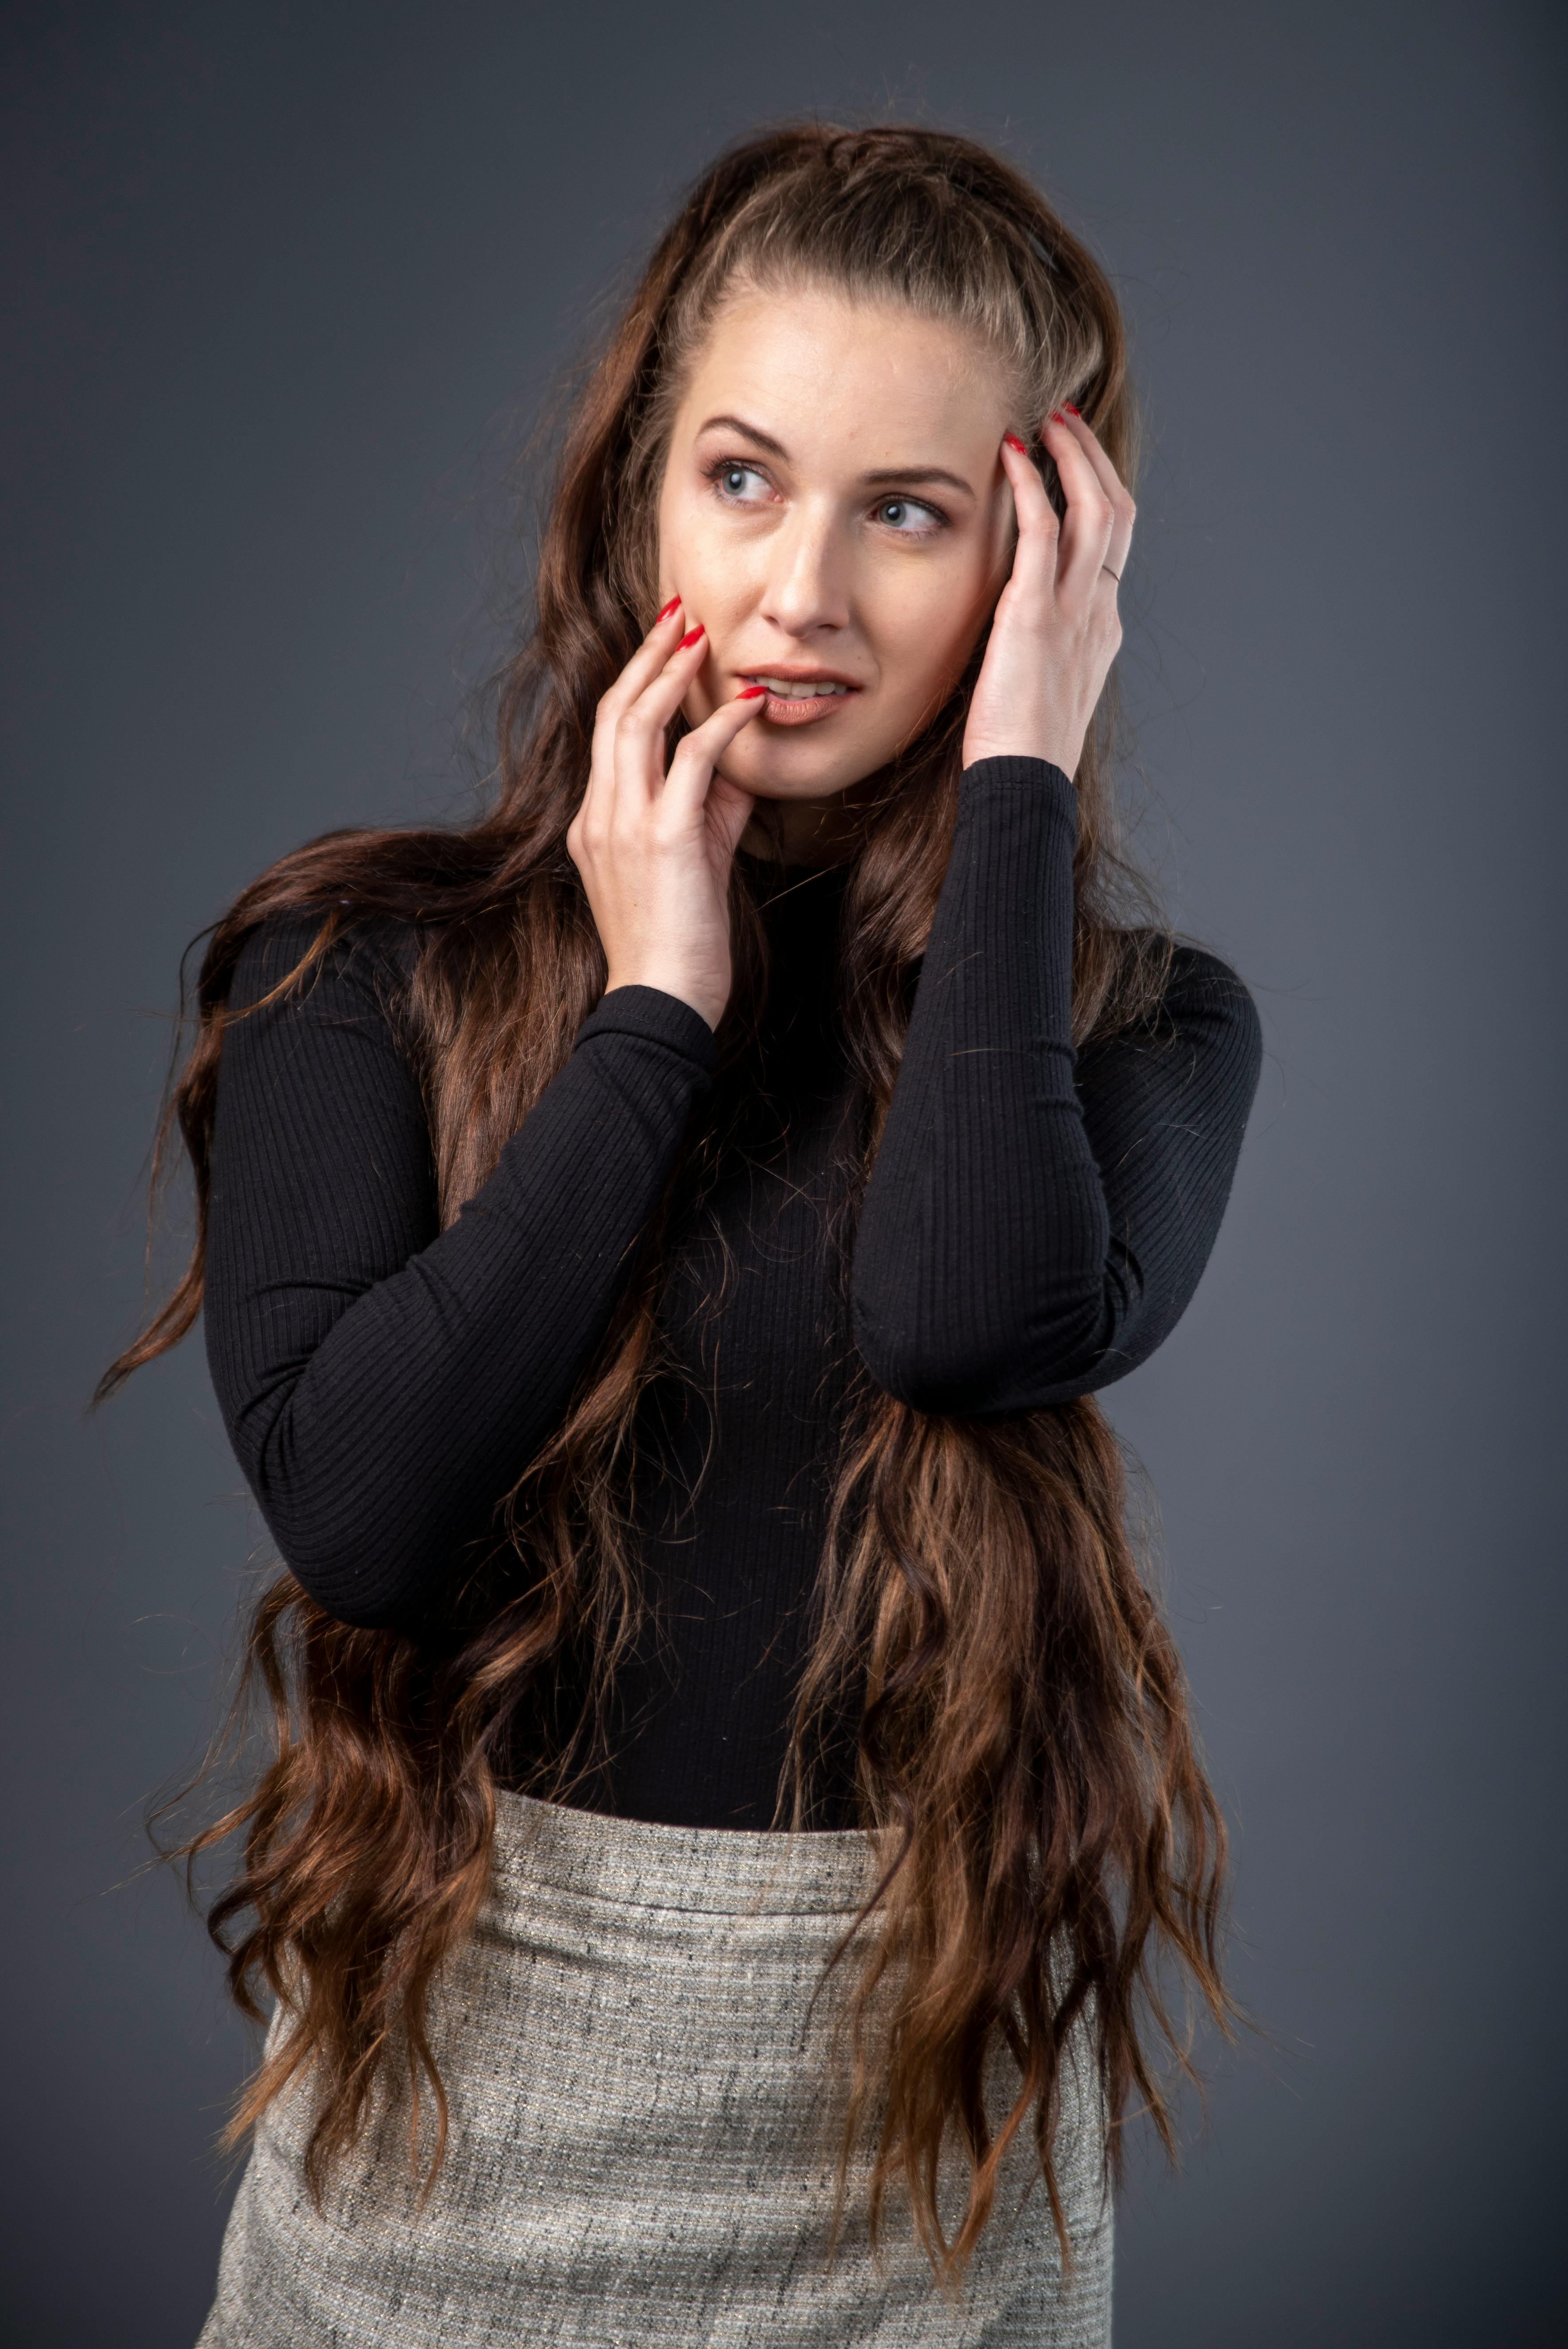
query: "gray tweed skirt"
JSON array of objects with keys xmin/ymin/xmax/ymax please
[{"xmin": 197, "ymin": 1787, "xmax": 1112, "ymax": 2347}]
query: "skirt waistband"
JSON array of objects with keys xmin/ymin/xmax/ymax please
[{"xmin": 491, "ymin": 1786, "xmax": 884, "ymax": 1918}]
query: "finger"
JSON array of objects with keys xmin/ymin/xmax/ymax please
[
  {"xmin": 1039, "ymin": 414, "xmax": 1117, "ymax": 597},
  {"xmin": 1044, "ymin": 409, "xmax": 1135, "ymax": 585},
  {"xmin": 659, "ymin": 687, "xmax": 766, "ymax": 822},
  {"xmin": 999, "ymin": 433, "xmax": 1061, "ymax": 599},
  {"xmin": 614, "ymin": 623, "xmax": 713, "ymax": 788},
  {"xmin": 1058, "ymin": 407, "xmax": 1136, "ymax": 580},
  {"xmin": 1052, "ymin": 407, "xmax": 1127, "ymax": 503},
  {"xmin": 594, "ymin": 594, "xmax": 687, "ymax": 730},
  {"xmin": 585, "ymin": 610, "xmax": 700, "ymax": 846},
  {"xmin": 703, "ymin": 769, "xmax": 760, "ymax": 862}
]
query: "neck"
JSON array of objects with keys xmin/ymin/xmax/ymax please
[{"xmin": 737, "ymin": 780, "xmax": 878, "ymax": 870}]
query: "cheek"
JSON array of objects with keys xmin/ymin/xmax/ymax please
[
  {"xmin": 873, "ymin": 553, "xmax": 995, "ymax": 705},
  {"xmin": 659, "ymin": 491, "xmax": 747, "ymax": 620}
]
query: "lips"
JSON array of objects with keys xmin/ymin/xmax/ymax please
[{"xmin": 737, "ymin": 669, "xmax": 862, "ymax": 726}]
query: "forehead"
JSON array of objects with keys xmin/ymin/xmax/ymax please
[{"xmin": 674, "ymin": 284, "xmax": 1011, "ymax": 468}]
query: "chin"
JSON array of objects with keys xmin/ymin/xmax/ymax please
[{"xmin": 723, "ymin": 732, "xmax": 884, "ymax": 803}]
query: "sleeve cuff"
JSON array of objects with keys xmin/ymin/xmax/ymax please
[
  {"xmin": 573, "ymin": 984, "xmax": 718, "ymax": 1073},
  {"xmin": 958, "ymin": 755, "xmax": 1078, "ymax": 827}
]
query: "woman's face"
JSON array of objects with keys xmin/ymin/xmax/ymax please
[{"xmin": 656, "ymin": 283, "xmax": 1016, "ymax": 852}]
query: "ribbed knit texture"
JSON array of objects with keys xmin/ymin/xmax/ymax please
[{"xmin": 204, "ymin": 757, "xmax": 1263, "ymax": 1830}]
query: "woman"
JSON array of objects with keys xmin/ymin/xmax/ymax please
[{"xmin": 105, "ymin": 123, "xmax": 1263, "ymax": 2346}]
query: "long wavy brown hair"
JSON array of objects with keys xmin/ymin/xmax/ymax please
[{"xmin": 101, "ymin": 122, "xmax": 1230, "ymax": 2286}]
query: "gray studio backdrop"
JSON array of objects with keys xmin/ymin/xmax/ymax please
[{"xmin": 4, "ymin": 4, "xmax": 1564, "ymax": 2343}]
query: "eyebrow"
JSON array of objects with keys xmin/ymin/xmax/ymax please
[
  {"xmin": 861, "ymin": 464, "xmax": 975, "ymax": 497},
  {"xmin": 694, "ymin": 414, "xmax": 977, "ymax": 499}
]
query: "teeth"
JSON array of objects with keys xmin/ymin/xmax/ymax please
[{"xmin": 753, "ymin": 678, "xmax": 849, "ymax": 697}]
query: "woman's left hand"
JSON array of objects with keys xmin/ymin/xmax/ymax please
[{"xmin": 960, "ymin": 408, "xmax": 1135, "ymax": 780}]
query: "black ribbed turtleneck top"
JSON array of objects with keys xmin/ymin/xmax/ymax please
[{"xmin": 203, "ymin": 758, "xmax": 1263, "ymax": 1830}]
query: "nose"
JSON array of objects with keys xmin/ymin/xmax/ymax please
[{"xmin": 758, "ymin": 497, "xmax": 851, "ymax": 640}]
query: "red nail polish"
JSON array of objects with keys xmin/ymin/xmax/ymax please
[
  {"xmin": 1002, "ymin": 431, "xmax": 1028, "ymax": 453},
  {"xmin": 655, "ymin": 595, "xmax": 680, "ymax": 623},
  {"xmin": 1064, "ymin": 403, "xmax": 1082, "ymax": 418},
  {"xmin": 737, "ymin": 684, "xmax": 767, "ymax": 699},
  {"xmin": 1049, "ymin": 409, "xmax": 1067, "ymax": 425},
  {"xmin": 678, "ymin": 623, "xmax": 705, "ymax": 649}
]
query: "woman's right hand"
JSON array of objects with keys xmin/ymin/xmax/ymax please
[{"xmin": 566, "ymin": 600, "xmax": 765, "ymax": 1032}]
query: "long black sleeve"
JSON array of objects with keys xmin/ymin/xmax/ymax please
[
  {"xmin": 851, "ymin": 757, "xmax": 1263, "ymax": 1415},
  {"xmin": 201, "ymin": 806, "xmax": 1261, "ymax": 1826},
  {"xmin": 204, "ymin": 912, "xmax": 716, "ymax": 1628}
]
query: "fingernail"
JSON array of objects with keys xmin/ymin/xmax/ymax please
[
  {"xmin": 678, "ymin": 623, "xmax": 705, "ymax": 649},
  {"xmin": 1064, "ymin": 403, "xmax": 1082, "ymax": 418},
  {"xmin": 1002, "ymin": 431, "xmax": 1028, "ymax": 453},
  {"xmin": 655, "ymin": 595, "xmax": 680, "ymax": 623},
  {"xmin": 1049, "ymin": 409, "xmax": 1067, "ymax": 425},
  {"xmin": 737, "ymin": 684, "xmax": 767, "ymax": 700}
]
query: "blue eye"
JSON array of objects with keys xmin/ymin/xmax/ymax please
[
  {"xmin": 874, "ymin": 496, "xmax": 939, "ymax": 533},
  {"xmin": 714, "ymin": 463, "xmax": 770, "ymax": 502}
]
